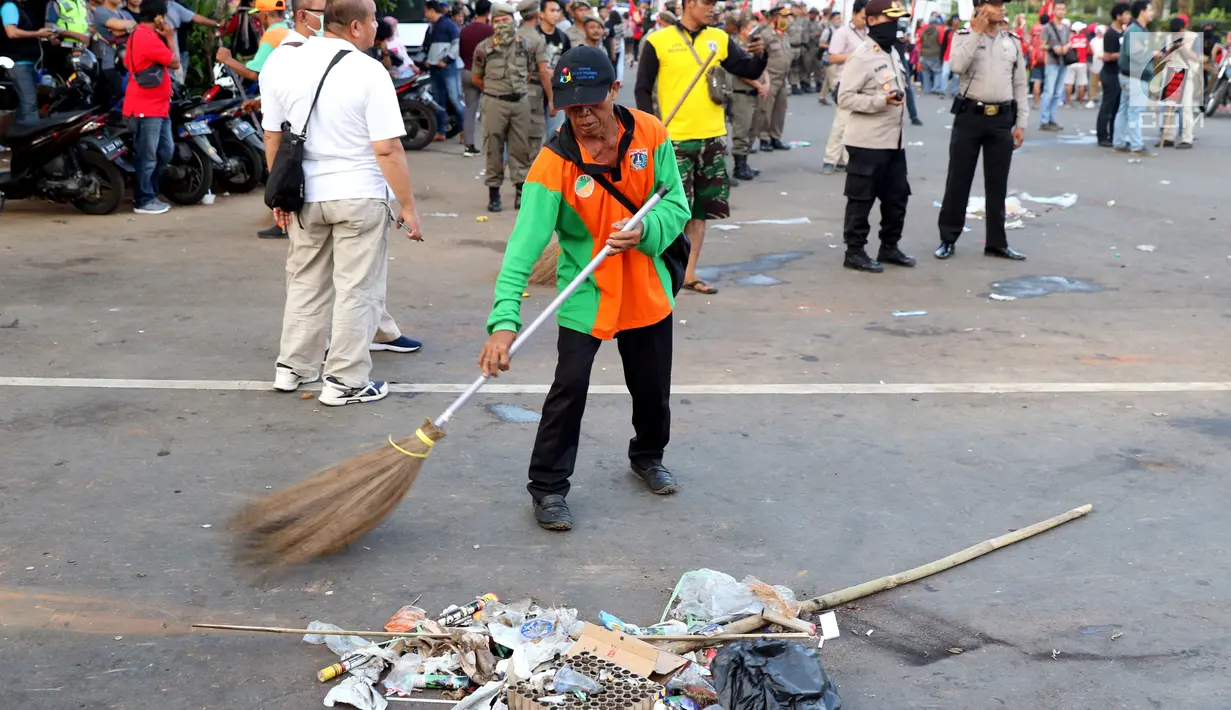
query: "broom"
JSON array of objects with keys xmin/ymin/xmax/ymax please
[
  {"xmin": 231, "ymin": 187, "xmax": 671, "ymax": 569},
  {"xmin": 528, "ymin": 50, "xmax": 714, "ymax": 288}
]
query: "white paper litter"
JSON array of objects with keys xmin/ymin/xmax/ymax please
[
  {"xmin": 988, "ymin": 293, "xmax": 1017, "ymax": 301},
  {"xmin": 325, "ymin": 676, "xmax": 388, "ymax": 710},
  {"xmin": 1005, "ymin": 219, "xmax": 1025, "ymax": 230},
  {"xmin": 1019, "ymin": 192, "xmax": 1078, "ymax": 208},
  {"xmin": 1136, "ymin": 244, "xmax": 1156, "ymax": 252},
  {"xmin": 711, "ymin": 224, "xmax": 741, "ymax": 231},
  {"xmin": 424, "ymin": 212, "xmax": 459, "ymax": 218},
  {"xmin": 736, "ymin": 217, "xmax": 811, "ymax": 225},
  {"xmin": 1159, "ymin": 180, "xmax": 1171, "ymax": 185},
  {"xmin": 907, "ymin": 141, "xmax": 924, "ymax": 146}
]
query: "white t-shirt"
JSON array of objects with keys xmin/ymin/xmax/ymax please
[
  {"xmin": 260, "ymin": 36, "xmax": 405, "ymax": 203},
  {"xmin": 1089, "ymin": 35, "xmax": 1103, "ymax": 74}
]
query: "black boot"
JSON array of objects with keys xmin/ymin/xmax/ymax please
[
  {"xmin": 487, "ymin": 186, "xmax": 502, "ymax": 213},
  {"xmin": 514, "ymin": 183, "xmax": 523, "ymax": 209},
  {"xmin": 790, "ymin": 84, "xmax": 801, "ymax": 95},
  {"xmin": 843, "ymin": 249, "xmax": 884, "ymax": 273},
  {"xmin": 733, "ymin": 155, "xmax": 756, "ymax": 181},
  {"xmin": 770, "ymin": 138, "xmax": 792, "ymax": 151},
  {"xmin": 759, "ymin": 139, "xmax": 774, "ymax": 152}
]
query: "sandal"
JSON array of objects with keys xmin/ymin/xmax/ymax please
[{"xmin": 682, "ymin": 280, "xmax": 718, "ymax": 295}]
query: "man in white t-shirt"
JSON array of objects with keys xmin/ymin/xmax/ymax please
[{"xmin": 260, "ymin": 0, "xmax": 423, "ymax": 407}]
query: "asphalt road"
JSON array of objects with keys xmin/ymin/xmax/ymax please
[{"xmin": 1, "ymin": 88, "xmax": 1229, "ymax": 710}]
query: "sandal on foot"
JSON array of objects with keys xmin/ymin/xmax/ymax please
[{"xmin": 682, "ymin": 280, "xmax": 718, "ymax": 294}]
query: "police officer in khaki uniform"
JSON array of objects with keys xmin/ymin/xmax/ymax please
[
  {"xmin": 786, "ymin": 3, "xmax": 807, "ymax": 93},
  {"xmin": 565, "ymin": 0, "xmax": 589, "ymax": 49},
  {"xmin": 758, "ymin": 5, "xmax": 793, "ymax": 152},
  {"xmin": 515, "ymin": 0, "xmax": 554, "ymax": 155},
  {"xmin": 728, "ymin": 13, "xmax": 764, "ymax": 180},
  {"xmin": 801, "ymin": 7, "xmax": 823, "ymax": 93},
  {"xmin": 474, "ymin": 2, "xmax": 538, "ymax": 213},
  {"xmin": 934, "ymin": 0, "xmax": 1028, "ymax": 261},
  {"xmin": 836, "ymin": 0, "xmax": 914, "ymax": 273}
]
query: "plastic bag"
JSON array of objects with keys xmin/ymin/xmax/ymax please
[
  {"xmin": 553, "ymin": 665, "xmax": 603, "ymax": 696},
  {"xmin": 385, "ymin": 605, "xmax": 428, "ymax": 633},
  {"xmin": 487, "ymin": 607, "xmax": 581, "ymax": 678},
  {"xmin": 671, "ymin": 570, "xmax": 763, "ymax": 624},
  {"xmin": 384, "ymin": 653, "xmax": 423, "ymax": 697},
  {"xmin": 303, "ymin": 621, "xmax": 371, "ymax": 657},
  {"xmin": 665, "ymin": 663, "xmax": 717, "ymax": 705},
  {"xmin": 711, "ymin": 640, "xmax": 841, "ymax": 710}
]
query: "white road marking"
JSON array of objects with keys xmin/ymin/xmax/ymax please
[{"xmin": 1, "ymin": 377, "xmax": 1230, "ymax": 395}]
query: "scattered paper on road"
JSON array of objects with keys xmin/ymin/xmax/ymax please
[
  {"xmin": 1019, "ymin": 192, "xmax": 1078, "ymax": 208},
  {"xmin": 711, "ymin": 224, "xmax": 741, "ymax": 231},
  {"xmin": 736, "ymin": 217, "xmax": 811, "ymax": 225},
  {"xmin": 1136, "ymin": 244, "xmax": 1156, "ymax": 252},
  {"xmin": 988, "ymin": 293, "xmax": 1017, "ymax": 301}
]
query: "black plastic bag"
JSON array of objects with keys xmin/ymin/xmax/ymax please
[{"xmin": 711, "ymin": 639, "xmax": 841, "ymax": 710}]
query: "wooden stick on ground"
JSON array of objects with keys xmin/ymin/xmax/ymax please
[
  {"xmin": 191, "ymin": 623, "xmax": 808, "ymax": 643},
  {"xmin": 663, "ymin": 504, "xmax": 1093, "ymax": 654},
  {"xmin": 799, "ymin": 503, "xmax": 1093, "ymax": 613}
]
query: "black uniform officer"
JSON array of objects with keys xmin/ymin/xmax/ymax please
[
  {"xmin": 935, "ymin": 0, "xmax": 1029, "ymax": 261},
  {"xmin": 835, "ymin": 0, "xmax": 914, "ymax": 273}
]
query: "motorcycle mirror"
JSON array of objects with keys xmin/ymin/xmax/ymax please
[{"xmin": 0, "ymin": 56, "xmax": 15, "ymax": 70}]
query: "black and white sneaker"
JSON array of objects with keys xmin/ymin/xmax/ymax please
[
  {"xmin": 369, "ymin": 335, "xmax": 422, "ymax": 353},
  {"xmin": 319, "ymin": 377, "xmax": 389, "ymax": 406},
  {"xmin": 273, "ymin": 363, "xmax": 319, "ymax": 392}
]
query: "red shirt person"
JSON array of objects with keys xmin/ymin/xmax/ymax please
[{"xmin": 122, "ymin": 0, "xmax": 180, "ymax": 214}]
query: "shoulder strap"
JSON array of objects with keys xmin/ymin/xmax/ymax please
[
  {"xmin": 301, "ymin": 50, "xmax": 349, "ymax": 137},
  {"xmin": 674, "ymin": 24, "xmax": 707, "ymax": 67},
  {"xmin": 592, "ymin": 173, "xmax": 639, "ymax": 215}
]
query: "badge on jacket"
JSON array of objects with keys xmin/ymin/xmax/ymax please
[{"xmin": 630, "ymin": 149, "xmax": 648, "ymax": 171}]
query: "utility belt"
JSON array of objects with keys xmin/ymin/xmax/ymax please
[
  {"xmin": 790, "ymin": 43, "xmax": 806, "ymax": 48},
  {"xmin": 485, "ymin": 92, "xmax": 525, "ymax": 102},
  {"xmin": 733, "ymin": 89, "xmax": 758, "ymax": 95},
  {"xmin": 951, "ymin": 97, "xmax": 1015, "ymax": 117}
]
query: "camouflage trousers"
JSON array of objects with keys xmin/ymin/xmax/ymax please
[{"xmin": 673, "ymin": 136, "xmax": 730, "ymax": 221}]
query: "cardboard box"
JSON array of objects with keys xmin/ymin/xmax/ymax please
[{"xmin": 566, "ymin": 623, "xmax": 689, "ymax": 680}]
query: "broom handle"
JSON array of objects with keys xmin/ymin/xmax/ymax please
[
  {"xmin": 663, "ymin": 48, "xmax": 718, "ymax": 127},
  {"xmin": 434, "ymin": 186, "xmax": 669, "ymax": 427}
]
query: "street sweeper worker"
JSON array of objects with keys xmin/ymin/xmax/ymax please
[{"xmin": 478, "ymin": 45, "xmax": 692, "ymax": 532}]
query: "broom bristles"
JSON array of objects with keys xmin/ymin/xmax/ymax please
[
  {"xmin": 527, "ymin": 243, "xmax": 558, "ymax": 287},
  {"xmin": 232, "ymin": 419, "xmax": 446, "ymax": 569}
]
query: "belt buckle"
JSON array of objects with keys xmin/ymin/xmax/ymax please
[{"xmin": 983, "ymin": 104, "xmax": 1000, "ymax": 117}]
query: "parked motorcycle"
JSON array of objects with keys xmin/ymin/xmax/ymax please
[
  {"xmin": 0, "ymin": 105, "xmax": 128, "ymax": 215},
  {"xmin": 395, "ymin": 72, "xmax": 452, "ymax": 151},
  {"xmin": 1204, "ymin": 44, "xmax": 1229, "ymax": 117},
  {"xmin": 181, "ymin": 97, "xmax": 265, "ymax": 194}
]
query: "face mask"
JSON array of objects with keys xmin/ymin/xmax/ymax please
[
  {"xmin": 494, "ymin": 20, "xmax": 515, "ymax": 43},
  {"xmin": 305, "ymin": 11, "xmax": 324, "ymax": 37},
  {"xmin": 868, "ymin": 20, "xmax": 897, "ymax": 49}
]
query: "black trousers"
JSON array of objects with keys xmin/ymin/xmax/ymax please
[
  {"xmin": 527, "ymin": 316, "xmax": 672, "ymax": 500},
  {"xmin": 1096, "ymin": 71, "xmax": 1121, "ymax": 143},
  {"xmin": 938, "ymin": 109, "xmax": 1014, "ymax": 250},
  {"xmin": 842, "ymin": 146, "xmax": 909, "ymax": 252}
]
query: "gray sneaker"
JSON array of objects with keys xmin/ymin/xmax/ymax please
[{"xmin": 134, "ymin": 199, "xmax": 171, "ymax": 215}]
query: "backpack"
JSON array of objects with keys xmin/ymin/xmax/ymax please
[
  {"xmin": 920, "ymin": 25, "xmax": 941, "ymax": 57},
  {"xmin": 264, "ymin": 51, "xmax": 349, "ymax": 213}
]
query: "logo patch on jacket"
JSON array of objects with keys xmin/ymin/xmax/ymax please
[
  {"xmin": 574, "ymin": 175, "xmax": 595, "ymax": 198},
  {"xmin": 629, "ymin": 149, "xmax": 648, "ymax": 171}
]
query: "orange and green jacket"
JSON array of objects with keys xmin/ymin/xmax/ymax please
[{"xmin": 487, "ymin": 106, "xmax": 691, "ymax": 341}]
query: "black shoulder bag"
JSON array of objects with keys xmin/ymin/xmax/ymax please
[
  {"xmin": 264, "ymin": 50, "xmax": 350, "ymax": 213},
  {"xmin": 591, "ymin": 173, "xmax": 691, "ymax": 297}
]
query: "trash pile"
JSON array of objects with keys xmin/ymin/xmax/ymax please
[
  {"xmin": 958, "ymin": 192, "xmax": 1079, "ymax": 231},
  {"xmin": 297, "ymin": 570, "xmax": 841, "ymax": 710}
]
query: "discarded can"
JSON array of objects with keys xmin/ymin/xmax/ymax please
[
  {"xmin": 436, "ymin": 593, "xmax": 499, "ymax": 626},
  {"xmin": 411, "ymin": 674, "xmax": 473, "ymax": 690}
]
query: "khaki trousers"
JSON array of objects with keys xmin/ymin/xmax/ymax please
[
  {"xmin": 482, "ymin": 94, "xmax": 532, "ymax": 188},
  {"xmin": 279, "ymin": 198, "xmax": 391, "ymax": 389},
  {"xmin": 824, "ymin": 98, "xmax": 850, "ymax": 165},
  {"xmin": 729, "ymin": 91, "xmax": 761, "ymax": 155},
  {"xmin": 759, "ymin": 75, "xmax": 789, "ymax": 140},
  {"xmin": 525, "ymin": 82, "xmax": 546, "ymax": 156},
  {"xmin": 819, "ymin": 64, "xmax": 836, "ymax": 99},
  {"xmin": 1160, "ymin": 75, "xmax": 1196, "ymax": 145}
]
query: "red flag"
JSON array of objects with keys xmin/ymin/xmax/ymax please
[
  {"xmin": 629, "ymin": 2, "xmax": 642, "ymax": 25},
  {"xmin": 1038, "ymin": 0, "xmax": 1053, "ymax": 19}
]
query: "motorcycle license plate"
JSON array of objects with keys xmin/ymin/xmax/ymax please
[
  {"xmin": 230, "ymin": 120, "xmax": 256, "ymax": 139},
  {"xmin": 100, "ymin": 138, "xmax": 126, "ymax": 159},
  {"xmin": 181, "ymin": 120, "xmax": 212, "ymax": 137}
]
